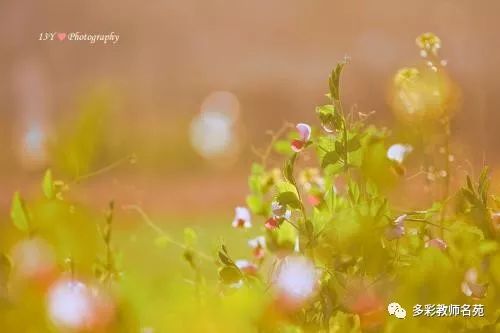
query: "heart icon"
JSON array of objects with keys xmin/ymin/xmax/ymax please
[{"xmin": 57, "ymin": 32, "xmax": 66, "ymax": 41}]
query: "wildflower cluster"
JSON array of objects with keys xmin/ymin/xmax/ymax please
[{"xmin": 220, "ymin": 34, "xmax": 500, "ymax": 332}]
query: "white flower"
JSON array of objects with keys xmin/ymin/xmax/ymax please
[
  {"xmin": 387, "ymin": 144, "xmax": 413, "ymax": 164},
  {"xmin": 232, "ymin": 206, "xmax": 252, "ymax": 228},
  {"xmin": 274, "ymin": 256, "xmax": 318, "ymax": 303},
  {"xmin": 248, "ymin": 236, "xmax": 266, "ymax": 259},
  {"xmin": 248, "ymin": 236, "xmax": 266, "ymax": 249},
  {"xmin": 235, "ymin": 260, "xmax": 258, "ymax": 275},
  {"xmin": 271, "ymin": 201, "xmax": 291, "ymax": 219}
]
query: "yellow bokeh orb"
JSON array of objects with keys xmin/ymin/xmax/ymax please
[{"xmin": 390, "ymin": 66, "xmax": 457, "ymax": 122}]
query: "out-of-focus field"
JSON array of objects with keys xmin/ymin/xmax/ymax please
[{"xmin": 1, "ymin": 1, "xmax": 500, "ymax": 332}]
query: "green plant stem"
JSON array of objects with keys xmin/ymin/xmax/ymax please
[
  {"xmin": 251, "ymin": 122, "xmax": 293, "ymax": 167},
  {"xmin": 122, "ymin": 204, "xmax": 213, "ymax": 262},
  {"xmin": 70, "ymin": 154, "xmax": 135, "ymax": 185},
  {"xmin": 439, "ymin": 116, "xmax": 451, "ymax": 238},
  {"xmin": 405, "ymin": 218, "xmax": 450, "ymax": 231}
]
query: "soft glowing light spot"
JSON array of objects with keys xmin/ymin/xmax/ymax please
[
  {"xmin": 387, "ymin": 144, "xmax": 413, "ymax": 164},
  {"xmin": 47, "ymin": 279, "xmax": 115, "ymax": 330},
  {"xmin": 189, "ymin": 111, "xmax": 235, "ymax": 158},
  {"xmin": 274, "ymin": 256, "xmax": 317, "ymax": 304},
  {"xmin": 19, "ymin": 122, "xmax": 48, "ymax": 169},
  {"xmin": 47, "ymin": 280, "xmax": 94, "ymax": 330},
  {"xmin": 11, "ymin": 238, "xmax": 55, "ymax": 281},
  {"xmin": 200, "ymin": 91, "xmax": 240, "ymax": 122}
]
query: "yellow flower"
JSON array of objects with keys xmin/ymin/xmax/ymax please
[{"xmin": 416, "ymin": 32, "xmax": 442, "ymax": 56}]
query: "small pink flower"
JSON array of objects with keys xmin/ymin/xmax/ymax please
[
  {"xmin": 248, "ymin": 236, "xmax": 266, "ymax": 259},
  {"xmin": 307, "ymin": 194, "xmax": 322, "ymax": 206},
  {"xmin": 232, "ymin": 207, "xmax": 252, "ymax": 228},
  {"xmin": 393, "ymin": 214, "xmax": 407, "ymax": 226},
  {"xmin": 265, "ymin": 216, "xmax": 281, "ymax": 230},
  {"xmin": 385, "ymin": 225, "xmax": 404, "ymax": 240},
  {"xmin": 461, "ymin": 268, "xmax": 488, "ymax": 299},
  {"xmin": 425, "ymin": 238, "xmax": 447, "ymax": 251},
  {"xmin": 266, "ymin": 202, "xmax": 291, "ymax": 230},
  {"xmin": 272, "ymin": 201, "xmax": 287, "ymax": 217},
  {"xmin": 271, "ymin": 202, "xmax": 291, "ymax": 219},
  {"xmin": 491, "ymin": 212, "xmax": 500, "ymax": 233},
  {"xmin": 384, "ymin": 214, "xmax": 406, "ymax": 240},
  {"xmin": 291, "ymin": 123, "xmax": 311, "ymax": 152},
  {"xmin": 235, "ymin": 260, "xmax": 258, "ymax": 275}
]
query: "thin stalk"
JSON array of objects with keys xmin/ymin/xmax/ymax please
[{"xmin": 122, "ymin": 204, "xmax": 213, "ymax": 262}]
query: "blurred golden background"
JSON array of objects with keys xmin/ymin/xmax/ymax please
[{"xmin": 1, "ymin": 0, "xmax": 499, "ymax": 217}]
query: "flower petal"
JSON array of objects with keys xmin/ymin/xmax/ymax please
[
  {"xmin": 232, "ymin": 206, "xmax": 252, "ymax": 228},
  {"xmin": 425, "ymin": 238, "xmax": 447, "ymax": 250},
  {"xmin": 296, "ymin": 123, "xmax": 311, "ymax": 141},
  {"xmin": 291, "ymin": 139, "xmax": 305, "ymax": 152},
  {"xmin": 265, "ymin": 217, "xmax": 281, "ymax": 230}
]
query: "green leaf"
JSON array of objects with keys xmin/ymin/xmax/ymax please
[
  {"xmin": 246, "ymin": 194, "xmax": 265, "ymax": 215},
  {"xmin": 218, "ymin": 266, "xmax": 242, "ymax": 284},
  {"xmin": 10, "ymin": 192, "xmax": 30, "ymax": 232},
  {"xmin": 317, "ymin": 136, "xmax": 336, "ymax": 161},
  {"xmin": 283, "ymin": 154, "xmax": 297, "ymax": 183},
  {"xmin": 273, "ymin": 140, "xmax": 294, "ymax": 156},
  {"xmin": 346, "ymin": 135, "xmax": 361, "ymax": 152},
  {"xmin": 218, "ymin": 251, "xmax": 234, "ymax": 266},
  {"xmin": 478, "ymin": 167, "xmax": 490, "ymax": 204},
  {"xmin": 328, "ymin": 61, "xmax": 347, "ymax": 102},
  {"xmin": 0, "ymin": 254, "xmax": 10, "ymax": 295},
  {"xmin": 347, "ymin": 181, "xmax": 360, "ymax": 204},
  {"xmin": 42, "ymin": 169, "xmax": 54, "ymax": 199},
  {"xmin": 316, "ymin": 104, "xmax": 342, "ymax": 131},
  {"xmin": 335, "ymin": 140, "xmax": 345, "ymax": 155},
  {"xmin": 321, "ymin": 151, "xmax": 340, "ymax": 169},
  {"xmin": 277, "ymin": 191, "xmax": 301, "ymax": 209}
]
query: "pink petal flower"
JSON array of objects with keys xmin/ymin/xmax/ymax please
[
  {"xmin": 291, "ymin": 139, "xmax": 305, "ymax": 152},
  {"xmin": 393, "ymin": 214, "xmax": 407, "ymax": 226},
  {"xmin": 271, "ymin": 201, "xmax": 287, "ymax": 217},
  {"xmin": 248, "ymin": 236, "xmax": 266, "ymax": 259},
  {"xmin": 235, "ymin": 260, "xmax": 258, "ymax": 275},
  {"xmin": 232, "ymin": 207, "xmax": 252, "ymax": 228},
  {"xmin": 461, "ymin": 268, "xmax": 487, "ymax": 299},
  {"xmin": 425, "ymin": 238, "xmax": 447, "ymax": 250},
  {"xmin": 296, "ymin": 123, "xmax": 311, "ymax": 141},
  {"xmin": 265, "ymin": 216, "xmax": 281, "ymax": 230},
  {"xmin": 385, "ymin": 225, "xmax": 404, "ymax": 240},
  {"xmin": 307, "ymin": 194, "xmax": 322, "ymax": 206}
]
